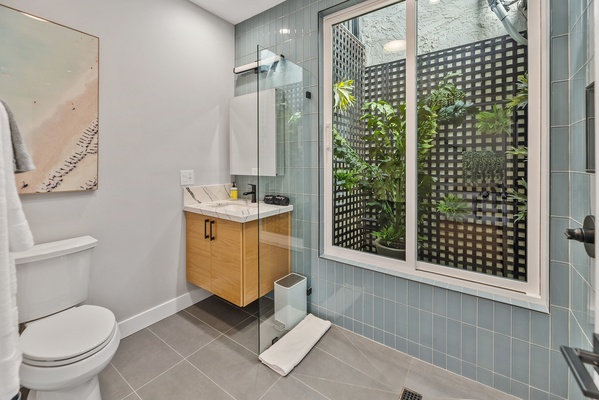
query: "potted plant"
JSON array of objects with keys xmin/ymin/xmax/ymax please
[
  {"xmin": 333, "ymin": 74, "xmax": 477, "ymax": 259},
  {"xmin": 436, "ymin": 194, "xmax": 470, "ymax": 221}
]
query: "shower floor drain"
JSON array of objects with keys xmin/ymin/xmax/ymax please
[{"xmin": 400, "ymin": 388, "xmax": 423, "ymax": 400}]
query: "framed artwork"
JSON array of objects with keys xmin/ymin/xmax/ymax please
[{"xmin": 0, "ymin": 5, "xmax": 99, "ymax": 193}]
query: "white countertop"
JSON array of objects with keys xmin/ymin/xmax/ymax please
[{"xmin": 184, "ymin": 200, "xmax": 293, "ymax": 223}]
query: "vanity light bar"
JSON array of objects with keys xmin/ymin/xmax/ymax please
[{"xmin": 233, "ymin": 54, "xmax": 284, "ymax": 74}]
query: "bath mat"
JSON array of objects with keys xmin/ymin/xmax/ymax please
[{"xmin": 259, "ymin": 313, "xmax": 331, "ymax": 376}]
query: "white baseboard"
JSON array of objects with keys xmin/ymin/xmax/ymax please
[{"xmin": 118, "ymin": 288, "xmax": 212, "ymax": 338}]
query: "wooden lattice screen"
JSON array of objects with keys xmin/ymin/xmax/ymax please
[{"xmin": 333, "ymin": 34, "xmax": 528, "ymax": 281}]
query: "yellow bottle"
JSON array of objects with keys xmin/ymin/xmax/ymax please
[{"xmin": 230, "ymin": 182, "xmax": 238, "ymax": 200}]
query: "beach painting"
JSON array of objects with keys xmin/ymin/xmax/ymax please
[{"xmin": 0, "ymin": 5, "xmax": 99, "ymax": 193}]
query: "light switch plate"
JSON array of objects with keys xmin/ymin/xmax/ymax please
[{"xmin": 180, "ymin": 170, "xmax": 194, "ymax": 186}]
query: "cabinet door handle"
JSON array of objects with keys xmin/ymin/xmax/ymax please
[
  {"xmin": 210, "ymin": 220, "xmax": 215, "ymax": 241},
  {"xmin": 204, "ymin": 219, "xmax": 210, "ymax": 239}
]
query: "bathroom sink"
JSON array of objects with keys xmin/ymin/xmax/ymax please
[{"xmin": 184, "ymin": 200, "xmax": 292, "ymax": 223}]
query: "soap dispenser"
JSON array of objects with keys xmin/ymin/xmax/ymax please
[{"xmin": 230, "ymin": 182, "xmax": 238, "ymax": 200}]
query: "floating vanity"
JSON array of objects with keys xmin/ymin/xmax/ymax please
[{"xmin": 183, "ymin": 184, "xmax": 292, "ymax": 307}]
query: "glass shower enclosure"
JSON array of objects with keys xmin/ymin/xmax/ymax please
[{"xmin": 233, "ymin": 46, "xmax": 310, "ymax": 354}]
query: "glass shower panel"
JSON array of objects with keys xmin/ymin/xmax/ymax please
[
  {"xmin": 255, "ymin": 46, "xmax": 308, "ymax": 354},
  {"xmin": 415, "ymin": 0, "xmax": 529, "ymax": 281}
]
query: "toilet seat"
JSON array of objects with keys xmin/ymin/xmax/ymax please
[{"xmin": 20, "ymin": 305, "xmax": 117, "ymax": 367}]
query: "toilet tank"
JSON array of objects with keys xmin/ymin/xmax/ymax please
[{"xmin": 13, "ymin": 236, "xmax": 98, "ymax": 323}]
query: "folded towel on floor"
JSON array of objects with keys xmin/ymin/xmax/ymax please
[
  {"xmin": 0, "ymin": 99, "xmax": 35, "ymax": 174},
  {"xmin": 259, "ymin": 313, "xmax": 331, "ymax": 376}
]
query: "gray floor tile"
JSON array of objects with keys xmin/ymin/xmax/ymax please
[
  {"xmin": 188, "ymin": 336, "xmax": 280, "ymax": 400},
  {"xmin": 111, "ymin": 329, "xmax": 183, "ymax": 390},
  {"xmin": 294, "ymin": 375, "xmax": 400, "ymax": 400},
  {"xmin": 184, "ymin": 296, "xmax": 254, "ymax": 333},
  {"xmin": 136, "ymin": 361, "xmax": 233, "ymax": 400},
  {"xmin": 224, "ymin": 315, "xmax": 259, "ymax": 354},
  {"xmin": 404, "ymin": 359, "xmax": 518, "ymax": 400},
  {"xmin": 123, "ymin": 394, "xmax": 141, "ymax": 400},
  {"xmin": 260, "ymin": 376, "xmax": 328, "ymax": 400},
  {"xmin": 292, "ymin": 347, "xmax": 395, "ymax": 392},
  {"xmin": 98, "ymin": 363, "xmax": 133, "ymax": 400},
  {"xmin": 148, "ymin": 311, "xmax": 221, "ymax": 357},
  {"xmin": 316, "ymin": 325, "xmax": 410, "ymax": 392}
]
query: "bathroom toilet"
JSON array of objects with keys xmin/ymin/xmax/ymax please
[{"xmin": 13, "ymin": 236, "xmax": 121, "ymax": 400}]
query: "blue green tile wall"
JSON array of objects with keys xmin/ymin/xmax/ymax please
[{"xmin": 233, "ymin": 0, "xmax": 595, "ymax": 399}]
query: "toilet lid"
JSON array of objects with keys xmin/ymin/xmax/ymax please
[{"xmin": 20, "ymin": 305, "xmax": 116, "ymax": 366}]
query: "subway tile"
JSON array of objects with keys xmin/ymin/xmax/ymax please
[
  {"xmin": 408, "ymin": 340, "xmax": 420, "ymax": 358},
  {"xmin": 494, "ymin": 333, "xmax": 511, "ymax": 377},
  {"xmin": 374, "ymin": 272, "xmax": 385, "ymax": 298},
  {"xmin": 530, "ymin": 345, "xmax": 550, "ymax": 392},
  {"xmin": 363, "ymin": 293, "xmax": 374, "ymax": 326},
  {"xmin": 420, "ymin": 345, "xmax": 433, "ymax": 364},
  {"xmin": 433, "ymin": 287, "xmax": 447, "ymax": 316},
  {"xmin": 374, "ymin": 328, "xmax": 384, "ymax": 344},
  {"xmin": 571, "ymin": 173, "xmax": 591, "ymax": 223},
  {"xmin": 408, "ymin": 307, "xmax": 420, "ymax": 342},
  {"xmin": 550, "ymin": 127, "xmax": 569, "ymax": 171},
  {"xmin": 494, "ymin": 373, "xmax": 512, "ymax": 394},
  {"xmin": 462, "ymin": 295, "xmax": 477, "ymax": 325},
  {"xmin": 462, "ymin": 324, "xmax": 477, "ymax": 364},
  {"xmin": 530, "ymin": 388, "xmax": 550, "ymax": 400},
  {"xmin": 477, "ymin": 298, "xmax": 494, "ymax": 331},
  {"xmin": 395, "ymin": 337, "xmax": 407, "ymax": 353},
  {"xmin": 550, "ymin": 218, "xmax": 570, "ymax": 262},
  {"xmin": 384, "ymin": 274, "xmax": 396, "ymax": 301},
  {"xmin": 396, "ymin": 278, "xmax": 408, "ymax": 304},
  {"xmin": 531, "ymin": 312, "xmax": 550, "ymax": 348},
  {"xmin": 420, "ymin": 310, "xmax": 433, "ymax": 348},
  {"xmin": 447, "ymin": 291, "xmax": 462, "ymax": 321},
  {"xmin": 447, "ymin": 319, "xmax": 462, "ymax": 359},
  {"xmin": 433, "ymin": 314, "xmax": 447, "ymax": 353},
  {"xmin": 570, "ymin": 121, "xmax": 587, "ymax": 172},
  {"xmin": 447, "ymin": 356, "xmax": 462, "ymax": 375},
  {"xmin": 353, "ymin": 267, "xmax": 363, "ymax": 291},
  {"xmin": 342, "ymin": 287, "xmax": 353, "ymax": 318},
  {"xmin": 461, "ymin": 361, "xmax": 477, "ymax": 381},
  {"xmin": 396, "ymin": 303, "xmax": 408, "ymax": 338},
  {"xmin": 343, "ymin": 265, "xmax": 353, "ymax": 287},
  {"xmin": 494, "ymin": 302, "xmax": 512, "ymax": 336},
  {"xmin": 477, "ymin": 367, "xmax": 493, "ymax": 388},
  {"xmin": 373, "ymin": 296, "xmax": 384, "ymax": 328},
  {"xmin": 419, "ymin": 284, "xmax": 433, "ymax": 312},
  {"xmin": 512, "ymin": 307, "xmax": 531, "ymax": 342},
  {"xmin": 408, "ymin": 281, "xmax": 420, "ymax": 308},
  {"xmin": 550, "ymin": 173, "xmax": 569, "ymax": 216},
  {"xmin": 551, "ymin": 36, "xmax": 569, "ymax": 81},
  {"xmin": 364, "ymin": 270, "xmax": 374, "ymax": 294},
  {"xmin": 384, "ymin": 299, "xmax": 395, "ymax": 334},
  {"xmin": 511, "ymin": 379, "xmax": 530, "ymax": 400},
  {"xmin": 433, "ymin": 350, "xmax": 447, "ymax": 369},
  {"xmin": 551, "ymin": 81, "xmax": 569, "ymax": 126},
  {"xmin": 550, "ymin": 306, "xmax": 569, "ymax": 351},
  {"xmin": 550, "ymin": 262, "xmax": 570, "ymax": 308},
  {"xmin": 512, "ymin": 339, "xmax": 530, "ymax": 385},
  {"xmin": 477, "ymin": 328, "xmax": 494, "ymax": 371},
  {"xmin": 550, "ymin": 350, "xmax": 569, "ymax": 398}
]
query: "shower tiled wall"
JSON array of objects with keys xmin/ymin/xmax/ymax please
[{"xmin": 233, "ymin": 0, "xmax": 593, "ymax": 399}]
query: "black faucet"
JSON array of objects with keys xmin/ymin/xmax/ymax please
[{"xmin": 243, "ymin": 183, "xmax": 257, "ymax": 203}]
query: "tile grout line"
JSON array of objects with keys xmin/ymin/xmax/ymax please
[
  {"xmin": 257, "ymin": 376, "xmax": 282, "ymax": 400},
  {"xmin": 320, "ymin": 327, "xmax": 405, "ymax": 392},
  {"xmin": 183, "ymin": 358, "xmax": 237, "ymax": 399},
  {"xmin": 134, "ymin": 359, "xmax": 188, "ymax": 394},
  {"xmin": 289, "ymin": 375, "xmax": 334, "ymax": 400},
  {"xmin": 292, "ymin": 372, "xmax": 401, "ymax": 395},
  {"xmin": 108, "ymin": 361, "xmax": 137, "ymax": 400}
]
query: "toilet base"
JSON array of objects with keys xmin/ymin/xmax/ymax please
[{"xmin": 27, "ymin": 376, "xmax": 101, "ymax": 400}]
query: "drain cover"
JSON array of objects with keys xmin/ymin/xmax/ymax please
[{"xmin": 400, "ymin": 388, "xmax": 423, "ymax": 400}]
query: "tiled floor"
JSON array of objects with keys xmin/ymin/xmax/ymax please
[{"xmin": 96, "ymin": 296, "xmax": 517, "ymax": 400}]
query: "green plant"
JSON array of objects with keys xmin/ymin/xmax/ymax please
[
  {"xmin": 333, "ymin": 74, "xmax": 476, "ymax": 249},
  {"xmin": 508, "ymin": 178, "xmax": 528, "ymax": 221},
  {"xmin": 462, "ymin": 150, "xmax": 505, "ymax": 184},
  {"xmin": 333, "ymin": 79, "xmax": 356, "ymax": 112},
  {"xmin": 475, "ymin": 104, "xmax": 513, "ymax": 136},
  {"xmin": 436, "ymin": 194, "xmax": 470, "ymax": 222},
  {"xmin": 506, "ymin": 73, "xmax": 528, "ymax": 110}
]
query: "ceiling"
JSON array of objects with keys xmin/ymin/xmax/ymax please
[{"xmin": 187, "ymin": 0, "xmax": 286, "ymax": 24}]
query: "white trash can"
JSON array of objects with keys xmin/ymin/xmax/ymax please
[{"xmin": 274, "ymin": 273, "xmax": 307, "ymax": 331}]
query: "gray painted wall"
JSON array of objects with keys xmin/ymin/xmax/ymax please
[{"xmin": 3, "ymin": 0, "xmax": 235, "ymax": 323}]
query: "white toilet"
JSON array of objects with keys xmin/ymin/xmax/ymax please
[{"xmin": 13, "ymin": 236, "xmax": 121, "ymax": 400}]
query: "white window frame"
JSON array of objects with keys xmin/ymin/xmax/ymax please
[{"xmin": 322, "ymin": 0, "xmax": 549, "ymax": 309}]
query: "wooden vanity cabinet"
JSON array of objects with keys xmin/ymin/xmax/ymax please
[{"xmin": 185, "ymin": 212, "xmax": 290, "ymax": 307}]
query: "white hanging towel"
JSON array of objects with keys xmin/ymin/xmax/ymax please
[
  {"xmin": 259, "ymin": 313, "xmax": 331, "ymax": 376},
  {"xmin": 0, "ymin": 101, "xmax": 34, "ymax": 399}
]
